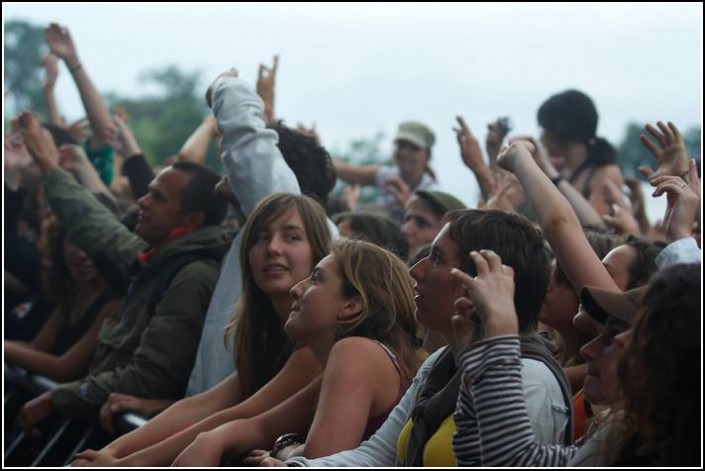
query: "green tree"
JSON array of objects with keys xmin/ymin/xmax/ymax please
[
  {"xmin": 618, "ymin": 122, "xmax": 701, "ymax": 179},
  {"xmin": 4, "ymin": 20, "xmax": 47, "ymax": 116},
  {"xmin": 108, "ymin": 66, "xmax": 214, "ymax": 167}
]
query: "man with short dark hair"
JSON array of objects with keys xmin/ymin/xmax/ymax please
[{"xmin": 17, "ymin": 111, "xmax": 231, "ymax": 430}]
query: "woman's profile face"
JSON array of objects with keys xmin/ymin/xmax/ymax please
[
  {"xmin": 286, "ymin": 253, "xmax": 346, "ymax": 344},
  {"xmin": 249, "ymin": 208, "xmax": 314, "ymax": 300}
]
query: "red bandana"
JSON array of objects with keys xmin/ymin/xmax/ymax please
[{"xmin": 137, "ymin": 226, "xmax": 193, "ymax": 267}]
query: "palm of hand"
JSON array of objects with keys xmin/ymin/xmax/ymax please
[
  {"xmin": 460, "ymin": 134, "xmax": 483, "ymax": 167},
  {"xmin": 650, "ymin": 144, "xmax": 688, "ymax": 179},
  {"xmin": 46, "ymin": 31, "xmax": 76, "ymax": 60}
]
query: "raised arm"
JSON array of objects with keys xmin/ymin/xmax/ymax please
[
  {"xmin": 178, "ymin": 115, "xmax": 218, "ymax": 163},
  {"xmin": 19, "ymin": 111, "xmax": 145, "ymax": 280},
  {"xmin": 45, "ymin": 23, "xmax": 114, "ymax": 150},
  {"xmin": 651, "ymin": 159, "xmax": 700, "ymax": 243},
  {"xmin": 333, "ymin": 160, "xmax": 379, "ymax": 186},
  {"xmin": 41, "ymin": 53, "xmax": 63, "ymax": 125},
  {"xmin": 209, "ymin": 70, "xmax": 300, "ymax": 216},
  {"xmin": 638, "ymin": 121, "xmax": 689, "ymax": 181},
  {"xmin": 455, "ymin": 115, "xmax": 496, "ymax": 201},
  {"xmin": 58, "ymin": 143, "xmax": 116, "ymax": 202},
  {"xmin": 110, "ymin": 112, "xmax": 153, "ymax": 199},
  {"xmin": 256, "ymin": 55, "xmax": 279, "ymax": 124},
  {"xmin": 497, "ymin": 141, "xmax": 618, "ymax": 292},
  {"xmin": 511, "ymin": 135, "xmax": 606, "ymax": 229}
]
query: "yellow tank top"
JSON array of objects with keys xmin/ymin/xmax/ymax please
[{"xmin": 396, "ymin": 415, "xmax": 456, "ymax": 467}]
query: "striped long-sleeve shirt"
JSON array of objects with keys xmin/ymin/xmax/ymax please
[{"xmin": 452, "ymin": 336, "xmax": 583, "ymax": 466}]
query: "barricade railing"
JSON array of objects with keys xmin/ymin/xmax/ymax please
[{"xmin": 4, "ymin": 363, "xmax": 148, "ymax": 467}]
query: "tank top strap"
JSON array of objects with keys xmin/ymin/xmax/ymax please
[{"xmin": 374, "ymin": 340, "xmax": 402, "ymax": 375}]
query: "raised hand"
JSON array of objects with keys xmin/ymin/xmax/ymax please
[
  {"xmin": 496, "ymin": 140, "xmax": 536, "ymax": 174},
  {"xmin": 482, "ymin": 177, "xmax": 520, "ymax": 213},
  {"xmin": 509, "ymin": 135, "xmax": 557, "ymax": 177},
  {"xmin": 454, "ymin": 116, "xmax": 485, "ymax": 171},
  {"xmin": 651, "ymin": 159, "xmax": 700, "ymax": 242},
  {"xmin": 600, "ymin": 180, "xmax": 639, "ymax": 235},
  {"xmin": 486, "ymin": 117, "xmax": 511, "ymax": 164},
  {"xmin": 451, "ymin": 250, "xmax": 517, "ymax": 341},
  {"xmin": 256, "ymin": 55, "xmax": 279, "ymax": 123},
  {"xmin": 638, "ymin": 121, "xmax": 689, "ymax": 181},
  {"xmin": 107, "ymin": 111, "xmax": 142, "ymax": 156},
  {"xmin": 58, "ymin": 143, "xmax": 90, "ymax": 173},
  {"xmin": 45, "ymin": 23, "xmax": 79, "ymax": 67},
  {"xmin": 18, "ymin": 111, "xmax": 60, "ymax": 173},
  {"xmin": 382, "ymin": 175, "xmax": 412, "ymax": 208},
  {"xmin": 41, "ymin": 53, "xmax": 59, "ymax": 91},
  {"xmin": 206, "ymin": 68, "xmax": 239, "ymax": 107},
  {"xmin": 65, "ymin": 117, "xmax": 88, "ymax": 143}
]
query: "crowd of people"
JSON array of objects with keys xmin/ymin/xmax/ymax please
[{"xmin": 4, "ymin": 22, "xmax": 701, "ymax": 467}]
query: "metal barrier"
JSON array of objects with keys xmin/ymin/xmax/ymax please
[{"xmin": 4, "ymin": 364, "xmax": 148, "ymax": 467}]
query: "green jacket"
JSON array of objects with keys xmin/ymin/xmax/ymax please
[{"xmin": 43, "ymin": 169, "xmax": 232, "ymax": 418}]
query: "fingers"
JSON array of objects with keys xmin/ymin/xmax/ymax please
[
  {"xmin": 455, "ymin": 115, "xmax": 470, "ymax": 133},
  {"xmin": 638, "ymin": 165, "xmax": 655, "ymax": 180},
  {"xmin": 603, "ymin": 180, "xmax": 629, "ymax": 208},
  {"xmin": 271, "ymin": 54, "xmax": 279, "ymax": 75},
  {"xmin": 258, "ymin": 64, "xmax": 266, "ymax": 78},
  {"xmin": 667, "ymin": 121, "xmax": 682, "ymax": 141},
  {"xmin": 99, "ymin": 402, "xmax": 115, "ymax": 436},
  {"xmin": 74, "ymin": 449, "xmax": 98, "ymax": 461},
  {"xmin": 638, "ymin": 133, "xmax": 660, "ymax": 159},
  {"xmin": 451, "ymin": 300, "xmax": 477, "ymax": 343},
  {"xmin": 624, "ymin": 177, "xmax": 641, "ymax": 193},
  {"xmin": 656, "ymin": 121, "xmax": 674, "ymax": 144},
  {"xmin": 651, "ymin": 176, "xmax": 689, "ymax": 198},
  {"xmin": 259, "ymin": 55, "xmax": 279, "ymax": 79},
  {"xmin": 242, "ymin": 449, "xmax": 269, "ymax": 466},
  {"xmin": 644, "ymin": 123, "xmax": 667, "ymax": 148}
]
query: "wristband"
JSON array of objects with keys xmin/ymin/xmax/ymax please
[
  {"xmin": 550, "ymin": 175, "xmax": 563, "ymax": 186},
  {"xmin": 270, "ymin": 433, "xmax": 305, "ymax": 458}
]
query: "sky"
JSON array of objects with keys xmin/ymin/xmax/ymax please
[{"xmin": 3, "ymin": 3, "xmax": 703, "ymax": 216}]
